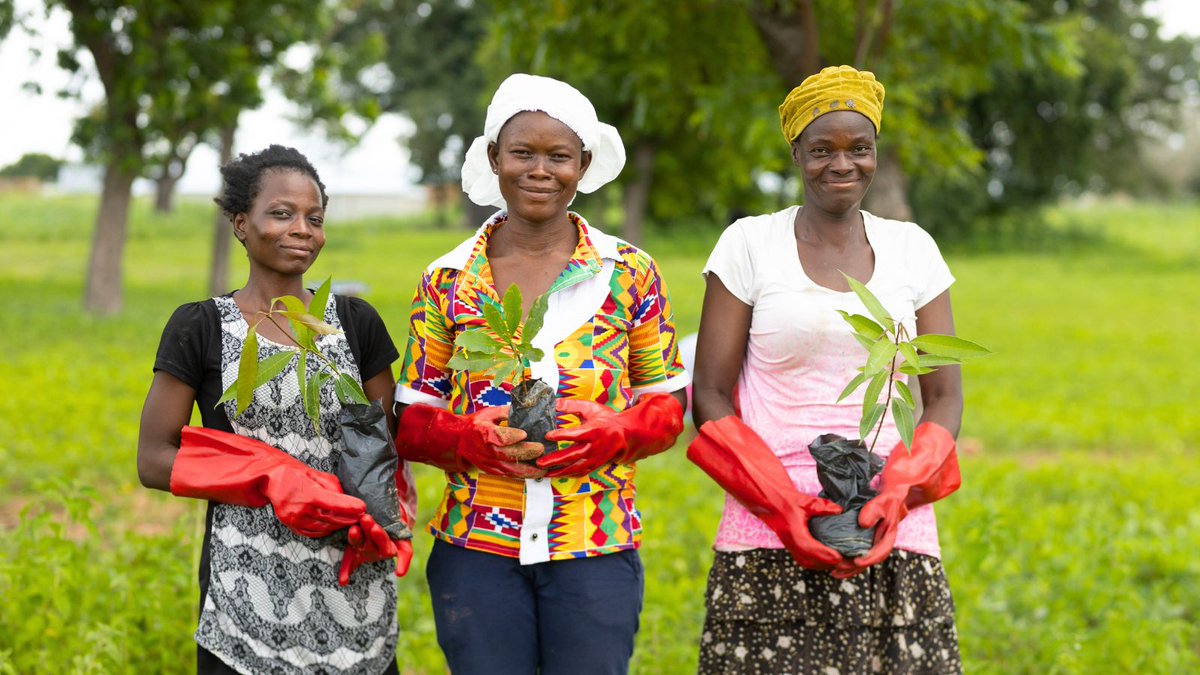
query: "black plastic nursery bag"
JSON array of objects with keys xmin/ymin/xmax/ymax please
[
  {"xmin": 337, "ymin": 401, "xmax": 411, "ymax": 541},
  {"xmin": 807, "ymin": 433, "xmax": 885, "ymax": 557},
  {"xmin": 508, "ymin": 379, "xmax": 557, "ymax": 456}
]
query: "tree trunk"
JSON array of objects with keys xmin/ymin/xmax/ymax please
[
  {"xmin": 748, "ymin": 0, "xmax": 822, "ymax": 86},
  {"xmin": 620, "ymin": 141, "xmax": 656, "ymax": 246},
  {"xmin": 863, "ymin": 146, "xmax": 913, "ymax": 221},
  {"xmin": 154, "ymin": 170, "xmax": 182, "ymax": 213},
  {"xmin": 209, "ymin": 122, "xmax": 237, "ymax": 297},
  {"xmin": 83, "ymin": 161, "xmax": 136, "ymax": 315}
]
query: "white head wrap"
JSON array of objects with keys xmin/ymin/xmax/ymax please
[{"xmin": 461, "ymin": 73, "xmax": 626, "ymax": 208}]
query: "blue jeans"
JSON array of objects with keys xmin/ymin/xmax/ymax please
[{"xmin": 426, "ymin": 539, "xmax": 645, "ymax": 675}]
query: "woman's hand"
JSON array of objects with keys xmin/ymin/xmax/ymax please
[
  {"xmin": 338, "ymin": 514, "xmax": 413, "ymax": 586},
  {"xmin": 537, "ymin": 393, "xmax": 685, "ymax": 478},
  {"xmin": 395, "ymin": 404, "xmax": 545, "ymax": 479}
]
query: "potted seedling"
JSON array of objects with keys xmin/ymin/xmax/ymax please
[
  {"xmin": 220, "ymin": 276, "xmax": 411, "ymax": 541},
  {"xmin": 807, "ymin": 273, "xmax": 989, "ymax": 557},
  {"xmin": 446, "ymin": 284, "xmax": 555, "ymax": 457}
]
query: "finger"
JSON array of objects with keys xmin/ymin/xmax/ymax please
[
  {"xmin": 472, "ymin": 406, "xmax": 511, "ymax": 423},
  {"xmin": 338, "ymin": 550, "xmax": 357, "ymax": 587},
  {"xmin": 542, "ymin": 458, "xmax": 598, "ymax": 478},
  {"xmin": 544, "ymin": 427, "xmax": 593, "ymax": 444},
  {"xmin": 347, "ymin": 524, "xmax": 364, "ymax": 548},
  {"xmin": 486, "ymin": 425, "xmax": 529, "ymax": 447},
  {"xmin": 535, "ymin": 445, "xmax": 588, "ymax": 469},
  {"xmin": 395, "ymin": 540, "xmax": 414, "ymax": 578},
  {"xmin": 856, "ymin": 526, "xmax": 898, "ymax": 567},
  {"xmin": 496, "ymin": 461, "xmax": 547, "ymax": 479},
  {"xmin": 809, "ymin": 499, "xmax": 844, "ymax": 517},
  {"xmin": 554, "ymin": 398, "xmax": 611, "ymax": 418},
  {"xmin": 497, "ymin": 441, "xmax": 545, "ymax": 462},
  {"xmin": 312, "ymin": 492, "xmax": 368, "ymax": 518},
  {"xmin": 365, "ymin": 522, "xmax": 396, "ymax": 557}
]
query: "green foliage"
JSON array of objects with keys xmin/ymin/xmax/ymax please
[
  {"xmin": 1, "ymin": 195, "xmax": 1199, "ymax": 672},
  {"xmin": 220, "ymin": 277, "xmax": 368, "ymax": 431},
  {"xmin": 0, "ymin": 153, "xmax": 64, "ymax": 181},
  {"xmin": 837, "ymin": 273, "xmax": 989, "ymax": 451},
  {"xmin": 446, "ymin": 284, "xmax": 548, "ymax": 386}
]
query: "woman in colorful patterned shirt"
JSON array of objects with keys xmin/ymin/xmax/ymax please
[
  {"xmin": 688, "ymin": 66, "xmax": 966, "ymax": 673},
  {"xmin": 393, "ymin": 74, "xmax": 689, "ymax": 674}
]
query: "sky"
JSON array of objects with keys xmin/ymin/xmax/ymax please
[{"xmin": 1, "ymin": 0, "xmax": 1198, "ymax": 196}]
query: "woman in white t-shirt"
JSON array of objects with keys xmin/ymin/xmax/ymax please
[{"xmin": 687, "ymin": 66, "xmax": 966, "ymax": 673}]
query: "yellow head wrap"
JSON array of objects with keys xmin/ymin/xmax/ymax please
[{"xmin": 778, "ymin": 65, "xmax": 886, "ymax": 143}]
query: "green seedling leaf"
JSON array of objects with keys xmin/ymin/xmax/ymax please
[
  {"xmin": 235, "ymin": 328, "xmax": 260, "ymax": 416},
  {"xmin": 275, "ymin": 295, "xmax": 308, "ymax": 316},
  {"xmin": 862, "ymin": 370, "xmax": 889, "ymax": 421},
  {"xmin": 898, "ymin": 363, "xmax": 935, "ymax": 376},
  {"xmin": 837, "ymin": 310, "xmax": 885, "ymax": 341},
  {"xmin": 837, "ymin": 371, "xmax": 869, "ymax": 402},
  {"xmin": 295, "ymin": 350, "xmax": 307, "ymax": 405},
  {"xmin": 336, "ymin": 373, "xmax": 369, "ymax": 405},
  {"xmin": 309, "ymin": 276, "xmax": 332, "ymax": 318},
  {"xmin": 859, "ymin": 402, "xmax": 886, "ymax": 441},
  {"xmin": 217, "ymin": 350, "xmax": 297, "ymax": 405},
  {"xmin": 864, "ymin": 337, "xmax": 898, "ymax": 376},
  {"xmin": 519, "ymin": 345, "xmax": 545, "ymax": 363},
  {"xmin": 502, "ymin": 284, "xmax": 523, "ymax": 338},
  {"xmin": 492, "ymin": 360, "xmax": 521, "ymax": 386},
  {"xmin": 895, "ymin": 379, "xmax": 915, "ymax": 408},
  {"xmin": 899, "ymin": 342, "xmax": 921, "ymax": 372},
  {"xmin": 910, "ymin": 334, "xmax": 991, "ymax": 360},
  {"xmin": 447, "ymin": 353, "xmax": 502, "ymax": 373},
  {"xmin": 482, "ymin": 303, "xmax": 512, "ymax": 344},
  {"xmin": 521, "ymin": 292, "xmax": 549, "ymax": 346},
  {"xmin": 919, "ymin": 354, "xmax": 964, "ymax": 368},
  {"xmin": 455, "ymin": 328, "xmax": 505, "ymax": 353},
  {"xmin": 852, "ymin": 332, "xmax": 876, "ymax": 351},
  {"xmin": 841, "ymin": 272, "xmax": 893, "ymax": 332},
  {"xmin": 281, "ymin": 310, "xmax": 339, "ymax": 335},
  {"xmin": 892, "ymin": 397, "xmax": 915, "ymax": 452}
]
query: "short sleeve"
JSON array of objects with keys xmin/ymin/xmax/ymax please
[
  {"xmin": 627, "ymin": 252, "xmax": 690, "ymax": 396},
  {"xmin": 396, "ymin": 270, "xmax": 457, "ymax": 406},
  {"xmin": 338, "ymin": 295, "xmax": 400, "ymax": 382},
  {"xmin": 910, "ymin": 226, "xmax": 955, "ymax": 309},
  {"xmin": 702, "ymin": 221, "xmax": 755, "ymax": 305},
  {"xmin": 153, "ymin": 301, "xmax": 215, "ymax": 391}
]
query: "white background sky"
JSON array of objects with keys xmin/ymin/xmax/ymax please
[{"xmin": 1, "ymin": 0, "xmax": 1197, "ymax": 196}]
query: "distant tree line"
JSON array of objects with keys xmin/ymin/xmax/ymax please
[{"xmin": 0, "ymin": 0, "xmax": 1196, "ymax": 313}]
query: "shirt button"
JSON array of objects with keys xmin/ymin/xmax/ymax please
[
  {"xmin": 531, "ymin": 533, "xmax": 539, "ymax": 541},
  {"xmin": 535, "ymin": 478, "xmax": 543, "ymax": 483}
]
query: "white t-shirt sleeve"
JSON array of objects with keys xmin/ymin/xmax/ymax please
[
  {"xmin": 702, "ymin": 220, "xmax": 756, "ymax": 305},
  {"xmin": 910, "ymin": 224, "xmax": 955, "ymax": 309}
]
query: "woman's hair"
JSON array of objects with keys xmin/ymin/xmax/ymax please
[{"xmin": 214, "ymin": 144, "xmax": 328, "ymax": 220}]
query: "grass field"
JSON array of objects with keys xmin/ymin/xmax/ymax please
[{"xmin": 0, "ymin": 195, "xmax": 1197, "ymax": 673}]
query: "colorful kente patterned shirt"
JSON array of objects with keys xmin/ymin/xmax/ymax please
[{"xmin": 395, "ymin": 211, "xmax": 690, "ymax": 564}]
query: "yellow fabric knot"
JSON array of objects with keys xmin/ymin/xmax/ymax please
[{"xmin": 778, "ymin": 65, "xmax": 886, "ymax": 143}]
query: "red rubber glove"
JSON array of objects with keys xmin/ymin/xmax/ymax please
[
  {"xmin": 687, "ymin": 416, "xmax": 844, "ymax": 570},
  {"xmin": 537, "ymin": 393, "xmax": 685, "ymax": 477},
  {"xmin": 833, "ymin": 422, "xmax": 962, "ymax": 579},
  {"xmin": 337, "ymin": 514, "xmax": 413, "ymax": 586},
  {"xmin": 170, "ymin": 427, "xmax": 365, "ymax": 539},
  {"xmin": 395, "ymin": 404, "xmax": 544, "ymax": 478}
]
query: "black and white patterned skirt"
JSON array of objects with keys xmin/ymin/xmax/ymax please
[{"xmin": 698, "ymin": 548, "xmax": 961, "ymax": 674}]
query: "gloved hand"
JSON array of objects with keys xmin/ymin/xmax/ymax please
[
  {"xmin": 395, "ymin": 404, "xmax": 544, "ymax": 478},
  {"xmin": 833, "ymin": 422, "xmax": 962, "ymax": 579},
  {"xmin": 337, "ymin": 514, "xmax": 413, "ymax": 586},
  {"xmin": 687, "ymin": 416, "xmax": 844, "ymax": 570},
  {"xmin": 170, "ymin": 427, "xmax": 365, "ymax": 539},
  {"xmin": 537, "ymin": 393, "xmax": 685, "ymax": 477}
]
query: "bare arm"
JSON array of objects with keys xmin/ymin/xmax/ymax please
[
  {"xmin": 363, "ymin": 367, "xmax": 398, "ymax": 437},
  {"xmin": 136, "ymin": 371, "xmax": 198, "ymax": 491},
  {"xmin": 692, "ymin": 273, "xmax": 753, "ymax": 428},
  {"xmin": 913, "ymin": 289, "xmax": 964, "ymax": 437}
]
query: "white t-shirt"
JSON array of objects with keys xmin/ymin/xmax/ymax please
[{"xmin": 702, "ymin": 206, "xmax": 954, "ymax": 557}]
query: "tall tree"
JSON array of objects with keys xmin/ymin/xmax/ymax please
[
  {"xmin": 484, "ymin": 0, "xmax": 782, "ymax": 242},
  {"xmin": 305, "ymin": 0, "xmax": 491, "ymax": 228},
  {"xmin": 46, "ymin": 1, "xmax": 341, "ymax": 313}
]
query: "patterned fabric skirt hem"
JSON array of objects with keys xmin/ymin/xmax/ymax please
[{"xmin": 698, "ymin": 548, "xmax": 961, "ymax": 675}]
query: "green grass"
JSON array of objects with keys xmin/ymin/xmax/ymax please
[{"xmin": 0, "ymin": 194, "xmax": 1197, "ymax": 673}]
